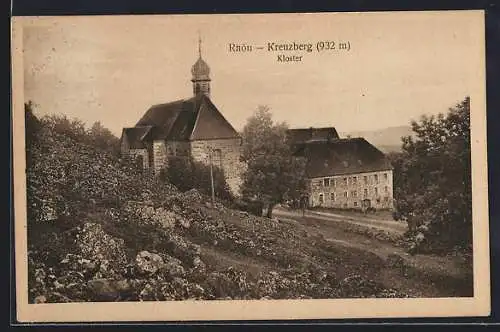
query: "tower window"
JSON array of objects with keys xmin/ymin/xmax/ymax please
[{"xmin": 324, "ymin": 178, "xmax": 330, "ymax": 187}]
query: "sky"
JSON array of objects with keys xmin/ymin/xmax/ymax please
[{"xmin": 21, "ymin": 11, "xmax": 483, "ymax": 136}]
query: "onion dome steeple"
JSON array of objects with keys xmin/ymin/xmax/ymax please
[{"xmin": 191, "ymin": 35, "xmax": 211, "ymax": 97}]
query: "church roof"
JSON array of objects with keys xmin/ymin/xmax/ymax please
[
  {"xmin": 121, "ymin": 126, "xmax": 153, "ymax": 149},
  {"xmin": 122, "ymin": 94, "xmax": 240, "ymax": 147},
  {"xmin": 293, "ymin": 137, "xmax": 393, "ymax": 178},
  {"xmin": 286, "ymin": 127, "xmax": 339, "ymax": 145}
]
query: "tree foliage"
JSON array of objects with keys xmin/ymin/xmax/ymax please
[
  {"xmin": 24, "ymin": 101, "xmax": 175, "ymax": 231},
  {"xmin": 390, "ymin": 97, "xmax": 472, "ymax": 252},
  {"xmin": 161, "ymin": 157, "xmax": 234, "ymax": 203},
  {"xmin": 240, "ymin": 106, "xmax": 307, "ymax": 218}
]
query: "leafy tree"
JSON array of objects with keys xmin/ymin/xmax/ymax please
[
  {"xmin": 392, "ymin": 96, "xmax": 472, "ymax": 252},
  {"xmin": 88, "ymin": 121, "xmax": 121, "ymax": 156},
  {"xmin": 241, "ymin": 106, "xmax": 307, "ymax": 218},
  {"xmin": 40, "ymin": 114, "xmax": 87, "ymax": 142}
]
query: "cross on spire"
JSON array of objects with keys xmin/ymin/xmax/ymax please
[{"xmin": 198, "ymin": 31, "xmax": 202, "ymax": 58}]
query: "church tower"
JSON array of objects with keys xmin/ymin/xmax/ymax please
[{"xmin": 191, "ymin": 36, "xmax": 211, "ymax": 97}]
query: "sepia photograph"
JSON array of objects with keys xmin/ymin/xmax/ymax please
[{"xmin": 11, "ymin": 10, "xmax": 490, "ymax": 322}]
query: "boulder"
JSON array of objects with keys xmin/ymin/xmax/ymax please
[
  {"xmin": 193, "ymin": 256, "xmax": 206, "ymax": 272},
  {"xmin": 135, "ymin": 251, "xmax": 164, "ymax": 275},
  {"xmin": 34, "ymin": 295, "xmax": 47, "ymax": 304},
  {"xmin": 87, "ymin": 278, "xmax": 132, "ymax": 301},
  {"xmin": 161, "ymin": 254, "xmax": 185, "ymax": 277}
]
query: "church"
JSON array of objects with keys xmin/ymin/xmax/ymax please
[{"xmin": 120, "ymin": 39, "xmax": 245, "ymax": 196}]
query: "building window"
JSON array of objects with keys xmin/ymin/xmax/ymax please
[
  {"xmin": 331, "ymin": 193, "xmax": 335, "ymax": 201},
  {"xmin": 374, "ymin": 187, "xmax": 378, "ymax": 196},
  {"xmin": 343, "ymin": 177, "xmax": 348, "ymax": 186},
  {"xmin": 354, "ymin": 201, "xmax": 358, "ymax": 207},
  {"xmin": 332, "ymin": 178, "xmax": 336, "ymax": 187},
  {"xmin": 384, "ymin": 196, "xmax": 389, "ymax": 202},
  {"xmin": 385, "ymin": 186, "xmax": 389, "ymax": 193},
  {"xmin": 376, "ymin": 198, "xmax": 381, "ymax": 203},
  {"xmin": 364, "ymin": 188, "xmax": 368, "ymax": 197},
  {"xmin": 319, "ymin": 193, "xmax": 324, "ymax": 204},
  {"xmin": 351, "ymin": 190, "xmax": 357, "ymax": 198},
  {"xmin": 324, "ymin": 178, "xmax": 330, "ymax": 187},
  {"xmin": 374, "ymin": 174, "xmax": 379, "ymax": 184},
  {"xmin": 364, "ymin": 176, "xmax": 368, "ymax": 184},
  {"xmin": 344, "ymin": 191, "xmax": 348, "ymax": 198},
  {"xmin": 352, "ymin": 176, "xmax": 357, "ymax": 185},
  {"xmin": 384, "ymin": 173, "xmax": 388, "ymax": 181}
]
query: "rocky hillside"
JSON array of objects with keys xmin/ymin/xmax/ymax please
[{"xmin": 26, "ymin": 110, "xmax": 410, "ymax": 303}]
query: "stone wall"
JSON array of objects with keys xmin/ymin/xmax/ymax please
[
  {"xmin": 308, "ymin": 170, "xmax": 394, "ymax": 210},
  {"xmin": 127, "ymin": 149, "xmax": 150, "ymax": 170},
  {"xmin": 190, "ymin": 138, "xmax": 244, "ymax": 196},
  {"xmin": 152, "ymin": 140, "xmax": 167, "ymax": 174},
  {"xmin": 165, "ymin": 141, "xmax": 191, "ymax": 158}
]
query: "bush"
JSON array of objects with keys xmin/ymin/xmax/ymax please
[{"xmin": 161, "ymin": 157, "xmax": 233, "ymax": 202}]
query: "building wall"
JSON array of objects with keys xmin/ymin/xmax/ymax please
[
  {"xmin": 166, "ymin": 141, "xmax": 191, "ymax": 158},
  {"xmin": 120, "ymin": 134, "xmax": 130, "ymax": 155},
  {"xmin": 127, "ymin": 148, "xmax": 150, "ymax": 170},
  {"xmin": 152, "ymin": 140, "xmax": 167, "ymax": 174},
  {"xmin": 308, "ymin": 170, "xmax": 394, "ymax": 210},
  {"xmin": 190, "ymin": 138, "xmax": 244, "ymax": 196}
]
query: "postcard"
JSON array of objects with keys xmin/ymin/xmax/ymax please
[{"xmin": 11, "ymin": 10, "xmax": 490, "ymax": 322}]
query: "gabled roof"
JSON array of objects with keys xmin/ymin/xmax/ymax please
[
  {"xmin": 189, "ymin": 96, "xmax": 241, "ymax": 140},
  {"xmin": 286, "ymin": 127, "xmax": 339, "ymax": 145},
  {"xmin": 294, "ymin": 137, "xmax": 393, "ymax": 178},
  {"xmin": 123, "ymin": 94, "xmax": 240, "ymax": 147},
  {"xmin": 121, "ymin": 126, "xmax": 153, "ymax": 149}
]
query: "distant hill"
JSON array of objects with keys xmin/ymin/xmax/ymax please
[{"xmin": 341, "ymin": 125, "xmax": 414, "ymax": 153}]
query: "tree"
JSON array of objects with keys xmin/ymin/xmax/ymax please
[
  {"xmin": 88, "ymin": 121, "xmax": 121, "ymax": 156},
  {"xmin": 393, "ymin": 96, "xmax": 472, "ymax": 252},
  {"xmin": 241, "ymin": 106, "xmax": 307, "ymax": 218}
]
